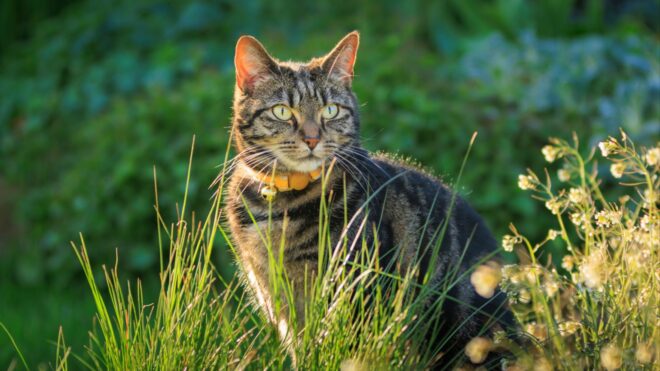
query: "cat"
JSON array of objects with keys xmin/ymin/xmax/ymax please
[{"xmin": 225, "ymin": 31, "xmax": 512, "ymax": 368}]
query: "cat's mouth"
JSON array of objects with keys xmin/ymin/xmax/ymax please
[{"xmin": 284, "ymin": 153, "xmax": 325, "ymax": 172}]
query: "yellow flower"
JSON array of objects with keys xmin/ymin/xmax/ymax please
[
  {"xmin": 580, "ymin": 252, "xmax": 607, "ymax": 289},
  {"xmin": 524, "ymin": 322, "xmax": 547, "ymax": 341},
  {"xmin": 545, "ymin": 198, "xmax": 563, "ymax": 215},
  {"xmin": 470, "ymin": 262, "xmax": 502, "ymax": 298},
  {"xmin": 594, "ymin": 210, "xmax": 621, "ymax": 228},
  {"xmin": 610, "ymin": 163, "xmax": 625, "ymax": 178},
  {"xmin": 645, "ymin": 147, "xmax": 660, "ymax": 166},
  {"xmin": 501, "ymin": 265, "xmax": 523, "ymax": 285},
  {"xmin": 502, "ymin": 235, "xmax": 519, "ymax": 252},
  {"xmin": 599, "ymin": 142, "xmax": 610, "ymax": 156},
  {"xmin": 594, "ymin": 210, "xmax": 609, "ymax": 227},
  {"xmin": 542, "ymin": 145, "xmax": 559, "ymax": 163},
  {"xmin": 569, "ymin": 212, "xmax": 587, "ymax": 228},
  {"xmin": 624, "ymin": 249, "xmax": 644, "ymax": 271},
  {"xmin": 465, "ymin": 337, "xmax": 492, "ymax": 364},
  {"xmin": 599, "ymin": 139, "xmax": 617, "ymax": 157},
  {"xmin": 568, "ymin": 187, "xmax": 588, "ymax": 204},
  {"xmin": 557, "ymin": 168, "xmax": 571, "ymax": 182},
  {"xmin": 561, "ymin": 255, "xmax": 575, "ymax": 271},
  {"xmin": 534, "ymin": 357, "xmax": 553, "ymax": 371},
  {"xmin": 518, "ymin": 289, "xmax": 531, "ymax": 304},
  {"xmin": 558, "ymin": 321, "xmax": 581, "ymax": 336},
  {"xmin": 639, "ymin": 213, "xmax": 655, "ymax": 232},
  {"xmin": 544, "ymin": 279, "xmax": 559, "ymax": 297},
  {"xmin": 340, "ymin": 359, "xmax": 368, "ymax": 371},
  {"xmin": 600, "ymin": 343, "xmax": 622, "ymax": 370},
  {"xmin": 522, "ymin": 265, "xmax": 541, "ymax": 284},
  {"xmin": 635, "ymin": 342, "xmax": 654, "ymax": 364},
  {"xmin": 518, "ymin": 174, "xmax": 534, "ymax": 190}
]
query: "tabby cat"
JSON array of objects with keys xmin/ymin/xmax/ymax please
[{"xmin": 225, "ymin": 31, "xmax": 511, "ymax": 368}]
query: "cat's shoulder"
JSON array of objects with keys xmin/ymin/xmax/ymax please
[{"xmin": 370, "ymin": 151, "xmax": 446, "ymax": 185}]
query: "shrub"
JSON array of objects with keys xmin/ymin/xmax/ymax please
[{"xmin": 493, "ymin": 132, "xmax": 659, "ymax": 369}]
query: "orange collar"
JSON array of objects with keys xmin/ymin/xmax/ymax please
[{"xmin": 250, "ymin": 167, "xmax": 323, "ymax": 192}]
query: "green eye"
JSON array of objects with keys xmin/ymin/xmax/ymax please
[
  {"xmin": 272, "ymin": 105, "xmax": 292, "ymax": 121},
  {"xmin": 321, "ymin": 104, "xmax": 339, "ymax": 120}
]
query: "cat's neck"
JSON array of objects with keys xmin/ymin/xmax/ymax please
[
  {"xmin": 237, "ymin": 158, "xmax": 319, "ymax": 176},
  {"xmin": 238, "ymin": 158, "xmax": 335, "ymax": 190}
]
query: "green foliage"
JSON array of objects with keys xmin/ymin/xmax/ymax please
[
  {"xmin": 421, "ymin": 0, "xmax": 658, "ymax": 53},
  {"xmin": 1, "ymin": 0, "xmax": 658, "ymax": 288},
  {"xmin": 0, "ymin": 0, "xmax": 238, "ymax": 285},
  {"xmin": 0, "ymin": 281, "xmax": 97, "ymax": 369},
  {"xmin": 0, "ymin": 0, "xmax": 80, "ymax": 53},
  {"xmin": 2, "ymin": 73, "xmax": 234, "ymax": 285},
  {"xmin": 356, "ymin": 31, "xmax": 659, "ymax": 242},
  {"xmin": 0, "ymin": 0, "xmax": 658, "ymax": 365}
]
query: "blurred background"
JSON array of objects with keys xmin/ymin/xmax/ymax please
[{"xmin": 0, "ymin": 0, "xmax": 658, "ymax": 367}]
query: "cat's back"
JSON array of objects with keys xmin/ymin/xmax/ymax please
[
  {"xmin": 369, "ymin": 152, "xmax": 451, "ymax": 199},
  {"xmin": 362, "ymin": 152, "xmax": 498, "ymax": 269},
  {"xmin": 367, "ymin": 152, "xmax": 464, "ymax": 224}
]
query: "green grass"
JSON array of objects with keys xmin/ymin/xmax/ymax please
[
  {"xmin": 42, "ymin": 135, "xmax": 515, "ymax": 370},
  {"xmin": 14, "ymin": 134, "xmax": 639, "ymax": 370},
  {"xmin": 0, "ymin": 282, "xmax": 95, "ymax": 369},
  {"xmin": 62, "ymin": 137, "xmax": 281, "ymax": 369},
  {"xmin": 2, "ymin": 132, "xmax": 657, "ymax": 370}
]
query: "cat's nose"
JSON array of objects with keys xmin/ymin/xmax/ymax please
[
  {"xmin": 301, "ymin": 121, "xmax": 320, "ymax": 150},
  {"xmin": 304, "ymin": 136, "xmax": 320, "ymax": 150}
]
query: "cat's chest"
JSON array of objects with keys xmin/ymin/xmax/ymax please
[{"xmin": 227, "ymin": 179, "xmax": 326, "ymax": 255}]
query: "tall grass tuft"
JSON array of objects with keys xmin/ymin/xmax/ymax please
[
  {"xmin": 58, "ymin": 134, "xmax": 512, "ymax": 370},
  {"xmin": 64, "ymin": 137, "xmax": 284, "ymax": 369}
]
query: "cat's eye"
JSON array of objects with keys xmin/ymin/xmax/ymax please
[
  {"xmin": 321, "ymin": 104, "xmax": 339, "ymax": 120},
  {"xmin": 272, "ymin": 105, "xmax": 292, "ymax": 121}
]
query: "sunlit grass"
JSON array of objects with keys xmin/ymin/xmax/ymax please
[
  {"xmin": 63, "ymin": 137, "xmax": 283, "ymax": 369},
  {"xmin": 36, "ymin": 131, "xmax": 658, "ymax": 370},
  {"xmin": 49, "ymin": 134, "xmax": 513, "ymax": 370}
]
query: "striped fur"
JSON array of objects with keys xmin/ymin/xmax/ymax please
[{"xmin": 225, "ymin": 32, "xmax": 511, "ymax": 367}]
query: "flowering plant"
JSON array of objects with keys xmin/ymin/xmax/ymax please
[
  {"xmin": 498, "ymin": 132, "xmax": 659, "ymax": 369},
  {"xmin": 469, "ymin": 131, "xmax": 658, "ymax": 369}
]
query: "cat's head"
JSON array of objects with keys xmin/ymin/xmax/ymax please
[{"xmin": 232, "ymin": 32, "xmax": 360, "ymax": 173}]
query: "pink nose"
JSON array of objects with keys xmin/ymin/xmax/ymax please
[{"xmin": 304, "ymin": 137, "xmax": 319, "ymax": 150}]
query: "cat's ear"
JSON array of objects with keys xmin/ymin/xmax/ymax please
[
  {"xmin": 321, "ymin": 31, "xmax": 359, "ymax": 86},
  {"xmin": 235, "ymin": 35, "xmax": 278, "ymax": 92}
]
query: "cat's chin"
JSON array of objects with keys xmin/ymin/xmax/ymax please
[{"xmin": 281, "ymin": 157, "xmax": 324, "ymax": 173}]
